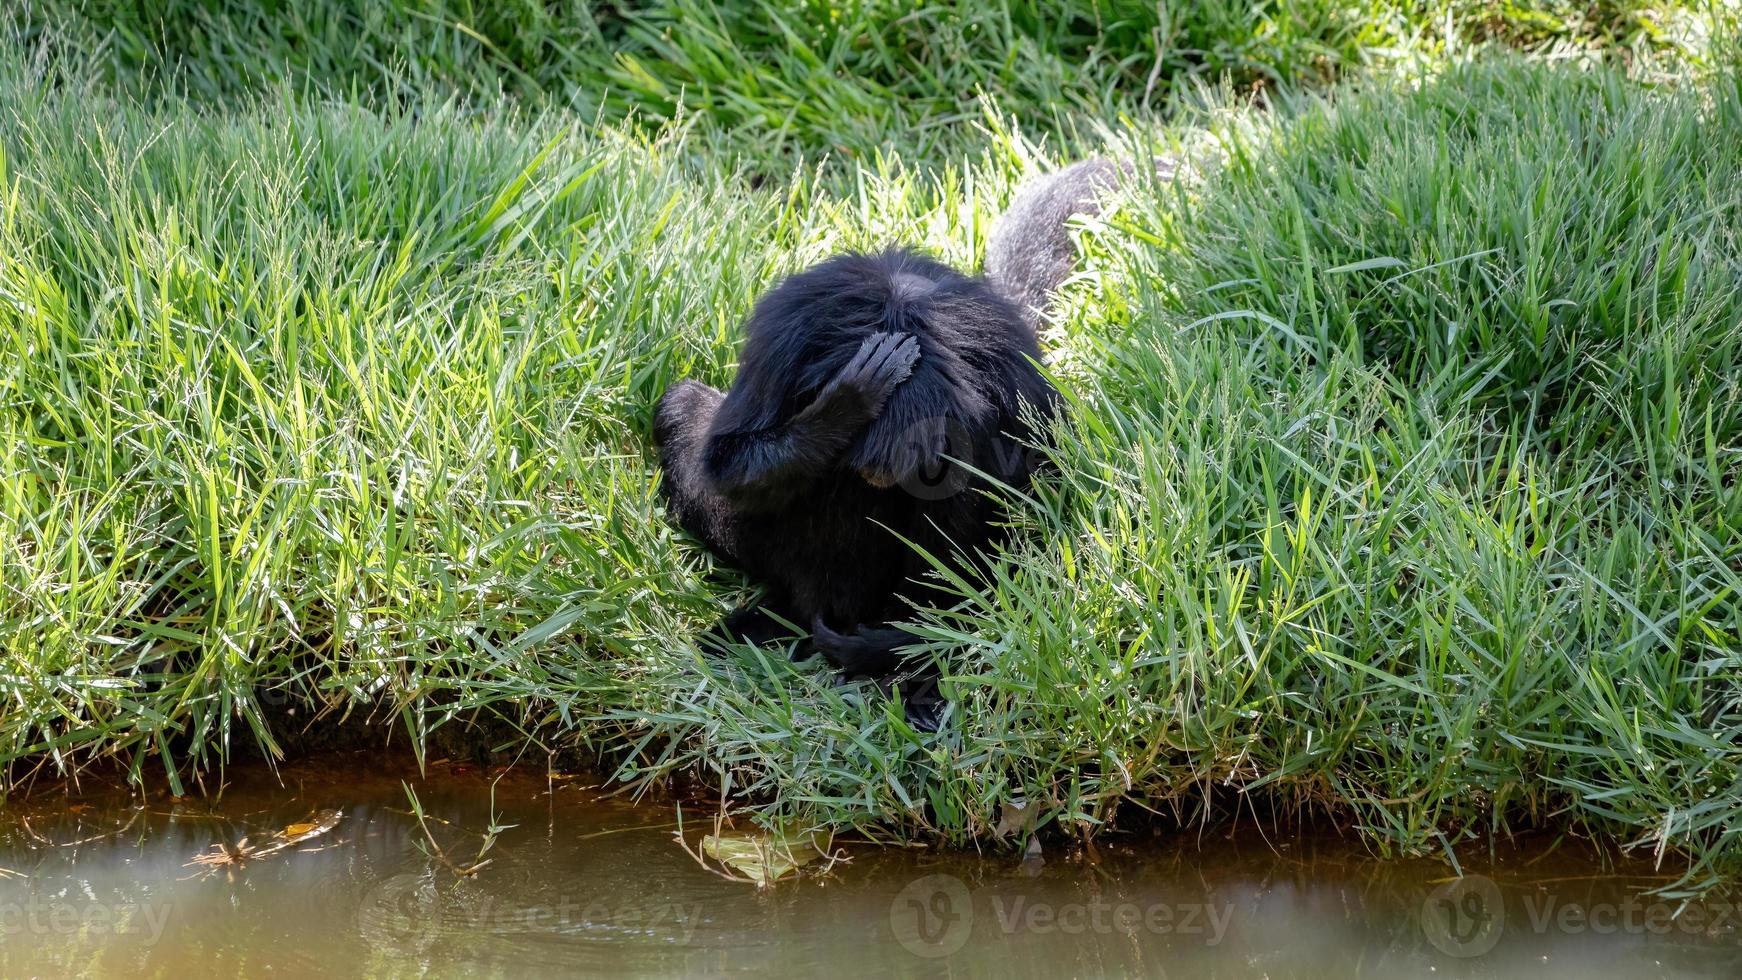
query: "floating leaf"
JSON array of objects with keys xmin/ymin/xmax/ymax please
[
  {"xmin": 994, "ymin": 800, "xmax": 1032, "ymax": 840},
  {"xmin": 186, "ymin": 809, "xmax": 345, "ymax": 873},
  {"xmin": 282, "ymin": 809, "xmax": 343, "ymax": 842},
  {"xmin": 699, "ymin": 825, "xmax": 832, "ymax": 886}
]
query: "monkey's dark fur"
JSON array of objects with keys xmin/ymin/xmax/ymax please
[
  {"xmin": 653, "ymin": 158, "xmax": 1152, "ymax": 727},
  {"xmin": 653, "ymin": 250, "xmax": 1057, "ymax": 697}
]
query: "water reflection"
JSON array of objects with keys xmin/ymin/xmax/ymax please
[{"xmin": 0, "ymin": 753, "xmax": 1735, "ymax": 978}]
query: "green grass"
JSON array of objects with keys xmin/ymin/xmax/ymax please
[
  {"xmin": 0, "ymin": 4, "xmax": 1739, "ymax": 894},
  {"xmin": 19, "ymin": 0, "xmax": 1736, "ymax": 164}
]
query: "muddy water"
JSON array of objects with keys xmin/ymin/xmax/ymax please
[{"xmin": 1, "ymin": 753, "xmax": 1736, "ymax": 978}]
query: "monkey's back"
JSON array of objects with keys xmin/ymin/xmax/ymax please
[{"xmin": 726, "ymin": 248, "xmax": 1060, "ymax": 625}]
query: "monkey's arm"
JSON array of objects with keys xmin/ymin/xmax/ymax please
[
  {"xmin": 703, "ymin": 332, "xmax": 919, "ymax": 511},
  {"xmin": 810, "ymin": 615, "xmax": 945, "ymax": 730}
]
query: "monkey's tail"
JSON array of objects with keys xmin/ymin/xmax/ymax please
[{"xmin": 983, "ymin": 155, "xmax": 1178, "ymax": 327}]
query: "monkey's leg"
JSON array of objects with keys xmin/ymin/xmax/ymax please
[
  {"xmin": 812, "ymin": 616, "xmax": 948, "ymax": 731},
  {"xmin": 893, "ymin": 669, "xmax": 946, "ymax": 734},
  {"xmin": 809, "ymin": 616, "xmax": 926, "ymax": 676},
  {"xmin": 702, "ymin": 332, "xmax": 919, "ymax": 512},
  {"xmin": 654, "ymin": 379, "xmax": 742, "ymax": 562},
  {"xmin": 699, "ymin": 596, "xmax": 806, "ymax": 652},
  {"xmin": 657, "ymin": 381, "xmax": 808, "ymax": 653}
]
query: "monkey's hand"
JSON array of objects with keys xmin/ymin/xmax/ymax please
[
  {"xmin": 817, "ymin": 332, "xmax": 920, "ymax": 421},
  {"xmin": 703, "ymin": 333, "xmax": 918, "ymax": 511}
]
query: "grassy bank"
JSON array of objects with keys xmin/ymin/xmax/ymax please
[
  {"xmin": 1, "ymin": 6, "xmax": 1740, "ymax": 893},
  {"xmin": 19, "ymin": 1, "xmax": 1736, "ymax": 163}
]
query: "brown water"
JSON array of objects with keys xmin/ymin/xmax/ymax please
[{"xmin": 1, "ymin": 753, "xmax": 1736, "ymax": 978}]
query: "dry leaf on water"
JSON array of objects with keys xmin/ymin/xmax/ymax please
[
  {"xmin": 698, "ymin": 825, "xmax": 833, "ymax": 886},
  {"xmin": 188, "ymin": 808, "xmax": 344, "ymax": 872}
]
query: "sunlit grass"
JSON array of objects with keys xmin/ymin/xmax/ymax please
[{"xmin": 17, "ymin": 0, "xmax": 1739, "ymax": 164}]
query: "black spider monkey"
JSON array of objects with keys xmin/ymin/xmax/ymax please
[{"xmin": 653, "ymin": 159, "xmax": 1140, "ymax": 728}]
